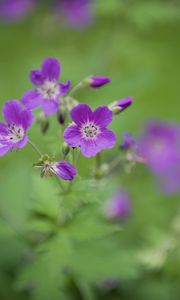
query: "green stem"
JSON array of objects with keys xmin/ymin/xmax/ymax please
[
  {"xmin": 69, "ymin": 82, "xmax": 84, "ymax": 96},
  {"xmin": 95, "ymin": 153, "xmax": 102, "ymax": 179},
  {"xmin": 108, "ymin": 155, "xmax": 124, "ymax": 172},
  {"xmin": 54, "ymin": 175, "xmax": 66, "ymax": 193},
  {"xmin": 28, "ymin": 140, "xmax": 42, "ymax": 157}
]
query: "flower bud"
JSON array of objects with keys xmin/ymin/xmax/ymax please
[
  {"xmin": 103, "ymin": 191, "xmax": 131, "ymax": 221},
  {"xmin": 109, "ymin": 96, "xmax": 133, "ymax": 115},
  {"xmin": 84, "ymin": 76, "xmax": 111, "ymax": 88},
  {"xmin": 62, "ymin": 142, "xmax": 70, "ymax": 157}
]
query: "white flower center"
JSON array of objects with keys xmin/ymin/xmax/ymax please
[
  {"xmin": 81, "ymin": 122, "xmax": 100, "ymax": 140},
  {"xmin": 37, "ymin": 80, "xmax": 59, "ymax": 100},
  {"xmin": 8, "ymin": 124, "xmax": 25, "ymax": 143}
]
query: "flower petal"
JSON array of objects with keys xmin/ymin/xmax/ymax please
[
  {"xmin": 53, "ymin": 160, "xmax": 77, "ymax": 180},
  {"xmin": 3, "ymin": 100, "xmax": 23, "ymax": 125},
  {"xmin": 92, "ymin": 106, "xmax": 113, "ymax": 127},
  {"xmin": 21, "ymin": 89, "xmax": 43, "ymax": 110},
  {"xmin": 96, "ymin": 128, "xmax": 117, "ymax": 150},
  {"xmin": 64, "ymin": 124, "xmax": 81, "ymax": 147},
  {"xmin": 0, "ymin": 143, "xmax": 10, "ymax": 156},
  {"xmin": 0, "ymin": 122, "xmax": 8, "ymax": 134},
  {"xmin": 41, "ymin": 58, "xmax": 61, "ymax": 81},
  {"xmin": 70, "ymin": 103, "xmax": 92, "ymax": 125},
  {"xmin": 42, "ymin": 99, "xmax": 59, "ymax": 115},
  {"xmin": 20, "ymin": 109, "xmax": 34, "ymax": 131},
  {"xmin": 59, "ymin": 80, "xmax": 71, "ymax": 96},
  {"xmin": 30, "ymin": 70, "xmax": 45, "ymax": 86},
  {"xmin": 80, "ymin": 139, "xmax": 100, "ymax": 157}
]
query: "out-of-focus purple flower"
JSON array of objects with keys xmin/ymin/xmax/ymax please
[
  {"xmin": 0, "ymin": 0, "xmax": 35, "ymax": 21},
  {"xmin": 86, "ymin": 76, "xmax": 111, "ymax": 88},
  {"xmin": 120, "ymin": 132, "xmax": 144, "ymax": 163},
  {"xmin": 120, "ymin": 132, "xmax": 136, "ymax": 150},
  {"xmin": 138, "ymin": 121, "xmax": 180, "ymax": 194},
  {"xmin": 104, "ymin": 191, "xmax": 131, "ymax": 221},
  {"xmin": 42, "ymin": 160, "xmax": 77, "ymax": 180},
  {"xmin": 0, "ymin": 100, "xmax": 34, "ymax": 156},
  {"xmin": 22, "ymin": 58, "xmax": 71, "ymax": 116},
  {"xmin": 54, "ymin": 0, "xmax": 92, "ymax": 28},
  {"xmin": 64, "ymin": 103, "xmax": 116, "ymax": 157}
]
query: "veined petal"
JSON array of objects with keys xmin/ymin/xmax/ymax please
[
  {"xmin": 14, "ymin": 135, "xmax": 28, "ymax": 149},
  {"xmin": 20, "ymin": 109, "xmax": 34, "ymax": 131},
  {"xmin": 30, "ymin": 70, "xmax": 45, "ymax": 86},
  {"xmin": 70, "ymin": 103, "xmax": 92, "ymax": 125},
  {"xmin": 0, "ymin": 122, "xmax": 8, "ymax": 134},
  {"xmin": 80, "ymin": 139, "xmax": 100, "ymax": 157},
  {"xmin": 0, "ymin": 143, "xmax": 10, "ymax": 157},
  {"xmin": 53, "ymin": 160, "xmax": 77, "ymax": 180},
  {"xmin": 92, "ymin": 106, "xmax": 113, "ymax": 127},
  {"xmin": 21, "ymin": 89, "xmax": 43, "ymax": 110},
  {"xmin": 42, "ymin": 99, "xmax": 59, "ymax": 115},
  {"xmin": 41, "ymin": 58, "xmax": 61, "ymax": 81},
  {"xmin": 64, "ymin": 124, "xmax": 81, "ymax": 147},
  {"xmin": 59, "ymin": 80, "xmax": 71, "ymax": 96},
  {"xmin": 96, "ymin": 128, "xmax": 117, "ymax": 150},
  {"xmin": 3, "ymin": 100, "xmax": 23, "ymax": 125}
]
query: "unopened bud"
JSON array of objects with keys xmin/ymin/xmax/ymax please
[
  {"xmin": 109, "ymin": 96, "xmax": 133, "ymax": 115},
  {"xmin": 84, "ymin": 75, "xmax": 111, "ymax": 88}
]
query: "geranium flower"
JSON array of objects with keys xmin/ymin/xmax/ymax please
[
  {"xmin": 64, "ymin": 103, "xmax": 116, "ymax": 157},
  {"xmin": 22, "ymin": 58, "xmax": 71, "ymax": 115},
  {"xmin": 103, "ymin": 191, "xmax": 131, "ymax": 221},
  {"xmin": 41, "ymin": 160, "xmax": 77, "ymax": 180},
  {"xmin": 0, "ymin": 100, "xmax": 34, "ymax": 156},
  {"xmin": 87, "ymin": 75, "xmax": 111, "ymax": 88},
  {"xmin": 138, "ymin": 121, "xmax": 180, "ymax": 194}
]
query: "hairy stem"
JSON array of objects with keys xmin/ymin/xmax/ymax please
[{"xmin": 28, "ymin": 139, "xmax": 42, "ymax": 157}]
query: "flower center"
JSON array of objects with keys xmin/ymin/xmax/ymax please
[
  {"xmin": 81, "ymin": 123, "xmax": 100, "ymax": 139},
  {"xmin": 8, "ymin": 124, "xmax": 24, "ymax": 143},
  {"xmin": 37, "ymin": 80, "xmax": 59, "ymax": 100}
]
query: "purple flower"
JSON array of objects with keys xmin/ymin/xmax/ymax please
[
  {"xmin": 54, "ymin": 0, "xmax": 92, "ymax": 27},
  {"xmin": 42, "ymin": 160, "xmax": 77, "ymax": 180},
  {"xmin": 138, "ymin": 121, "xmax": 180, "ymax": 194},
  {"xmin": 0, "ymin": 100, "xmax": 34, "ymax": 156},
  {"xmin": 87, "ymin": 76, "xmax": 111, "ymax": 88},
  {"xmin": 22, "ymin": 58, "xmax": 71, "ymax": 116},
  {"xmin": 104, "ymin": 191, "xmax": 131, "ymax": 221},
  {"xmin": 64, "ymin": 103, "xmax": 116, "ymax": 157},
  {"xmin": 120, "ymin": 132, "xmax": 136, "ymax": 151},
  {"xmin": 0, "ymin": 0, "xmax": 35, "ymax": 21}
]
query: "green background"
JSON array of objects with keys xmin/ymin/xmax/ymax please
[{"xmin": 0, "ymin": 1, "xmax": 180, "ymax": 299}]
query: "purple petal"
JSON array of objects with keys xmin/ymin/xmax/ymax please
[
  {"xmin": 53, "ymin": 160, "xmax": 77, "ymax": 180},
  {"xmin": 0, "ymin": 0, "xmax": 35, "ymax": 21},
  {"xmin": 0, "ymin": 122, "xmax": 8, "ymax": 134},
  {"xmin": 80, "ymin": 139, "xmax": 100, "ymax": 157},
  {"xmin": 21, "ymin": 89, "xmax": 43, "ymax": 110},
  {"xmin": 30, "ymin": 70, "xmax": 45, "ymax": 86},
  {"xmin": 0, "ymin": 143, "xmax": 10, "ymax": 156},
  {"xmin": 59, "ymin": 80, "xmax": 71, "ymax": 96},
  {"xmin": 93, "ymin": 106, "xmax": 113, "ymax": 127},
  {"xmin": 41, "ymin": 58, "xmax": 61, "ymax": 81},
  {"xmin": 20, "ymin": 109, "xmax": 34, "ymax": 130},
  {"xmin": 3, "ymin": 100, "xmax": 23, "ymax": 125},
  {"xmin": 64, "ymin": 124, "xmax": 81, "ymax": 147},
  {"xmin": 97, "ymin": 128, "xmax": 117, "ymax": 150},
  {"xmin": 70, "ymin": 103, "xmax": 92, "ymax": 125},
  {"xmin": 42, "ymin": 99, "xmax": 59, "ymax": 115},
  {"xmin": 89, "ymin": 76, "xmax": 111, "ymax": 88}
]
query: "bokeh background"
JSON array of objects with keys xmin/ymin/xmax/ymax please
[{"xmin": 0, "ymin": 0, "xmax": 180, "ymax": 299}]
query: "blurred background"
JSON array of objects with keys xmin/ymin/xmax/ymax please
[{"xmin": 0, "ymin": 0, "xmax": 180, "ymax": 299}]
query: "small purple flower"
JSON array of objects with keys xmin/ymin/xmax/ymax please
[
  {"xmin": 0, "ymin": 0, "xmax": 35, "ymax": 21},
  {"xmin": 87, "ymin": 76, "xmax": 111, "ymax": 88},
  {"xmin": 120, "ymin": 132, "xmax": 136, "ymax": 151},
  {"xmin": 42, "ymin": 160, "xmax": 77, "ymax": 180},
  {"xmin": 64, "ymin": 103, "xmax": 116, "ymax": 157},
  {"xmin": 0, "ymin": 100, "xmax": 34, "ymax": 156},
  {"xmin": 138, "ymin": 121, "xmax": 180, "ymax": 194},
  {"xmin": 55, "ymin": 0, "xmax": 92, "ymax": 27},
  {"xmin": 22, "ymin": 58, "xmax": 71, "ymax": 116},
  {"xmin": 120, "ymin": 132, "xmax": 144, "ymax": 163},
  {"xmin": 115, "ymin": 96, "xmax": 133, "ymax": 112},
  {"xmin": 104, "ymin": 191, "xmax": 131, "ymax": 221}
]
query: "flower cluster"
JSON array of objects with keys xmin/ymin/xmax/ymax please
[
  {"xmin": 0, "ymin": 57, "xmax": 133, "ymax": 192},
  {"xmin": 1, "ymin": 57, "xmax": 179, "ymax": 198}
]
